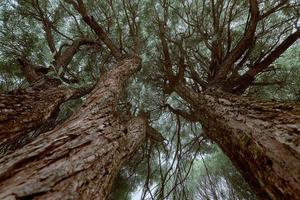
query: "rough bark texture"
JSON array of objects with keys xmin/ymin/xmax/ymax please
[
  {"xmin": 0, "ymin": 79, "xmax": 92, "ymax": 147},
  {"xmin": 0, "ymin": 57, "xmax": 146, "ymax": 200},
  {"xmin": 175, "ymin": 85, "xmax": 300, "ymax": 200}
]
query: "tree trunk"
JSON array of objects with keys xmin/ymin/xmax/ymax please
[
  {"xmin": 0, "ymin": 57, "xmax": 147, "ymax": 200},
  {"xmin": 0, "ymin": 80, "xmax": 92, "ymax": 148},
  {"xmin": 175, "ymin": 85, "xmax": 300, "ymax": 200}
]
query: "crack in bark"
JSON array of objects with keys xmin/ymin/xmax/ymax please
[{"xmin": 0, "ymin": 57, "xmax": 146, "ymax": 200}]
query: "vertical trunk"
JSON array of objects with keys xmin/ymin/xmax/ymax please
[
  {"xmin": 0, "ymin": 57, "xmax": 146, "ymax": 200},
  {"xmin": 175, "ymin": 85, "xmax": 300, "ymax": 200}
]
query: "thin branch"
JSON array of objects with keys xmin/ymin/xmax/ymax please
[{"xmin": 65, "ymin": 0, "xmax": 123, "ymax": 61}]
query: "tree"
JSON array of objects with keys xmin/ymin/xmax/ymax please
[
  {"xmin": 189, "ymin": 146, "xmax": 256, "ymax": 200},
  {"xmin": 0, "ymin": 57, "xmax": 149, "ymax": 199},
  {"xmin": 0, "ymin": 0, "xmax": 299, "ymax": 199}
]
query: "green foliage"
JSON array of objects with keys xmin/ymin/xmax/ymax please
[
  {"xmin": 0, "ymin": 60, "xmax": 24, "ymax": 90},
  {"xmin": 248, "ymin": 44, "xmax": 300, "ymax": 101},
  {"xmin": 188, "ymin": 146, "xmax": 257, "ymax": 200}
]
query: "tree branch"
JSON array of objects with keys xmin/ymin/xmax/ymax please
[
  {"xmin": 66, "ymin": 0, "xmax": 123, "ymax": 61},
  {"xmin": 213, "ymin": 0, "xmax": 259, "ymax": 82},
  {"xmin": 17, "ymin": 58, "xmax": 43, "ymax": 84},
  {"xmin": 229, "ymin": 29, "xmax": 300, "ymax": 94},
  {"xmin": 247, "ymin": 29, "xmax": 300, "ymax": 77},
  {"xmin": 54, "ymin": 38, "xmax": 96, "ymax": 69},
  {"xmin": 167, "ymin": 104, "xmax": 199, "ymax": 122}
]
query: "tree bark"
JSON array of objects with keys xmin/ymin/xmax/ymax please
[
  {"xmin": 175, "ymin": 84, "xmax": 300, "ymax": 200},
  {"xmin": 0, "ymin": 57, "xmax": 147, "ymax": 200},
  {"xmin": 1, "ymin": 35, "xmax": 97, "ymax": 148},
  {"xmin": 0, "ymin": 80, "xmax": 92, "ymax": 148}
]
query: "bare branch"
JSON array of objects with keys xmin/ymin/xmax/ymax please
[
  {"xmin": 228, "ymin": 29, "xmax": 300, "ymax": 94},
  {"xmin": 213, "ymin": 0, "xmax": 259, "ymax": 82},
  {"xmin": 54, "ymin": 38, "xmax": 96, "ymax": 69},
  {"xmin": 248, "ymin": 29, "xmax": 300, "ymax": 77},
  {"xmin": 66, "ymin": 0, "xmax": 123, "ymax": 61}
]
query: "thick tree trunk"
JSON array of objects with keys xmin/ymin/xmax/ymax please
[
  {"xmin": 175, "ymin": 85, "xmax": 300, "ymax": 200},
  {"xmin": 0, "ymin": 80, "xmax": 92, "ymax": 148},
  {"xmin": 0, "ymin": 57, "xmax": 147, "ymax": 200}
]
